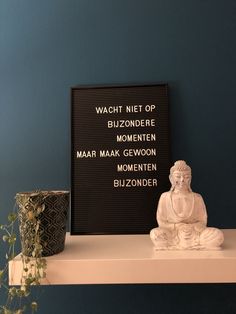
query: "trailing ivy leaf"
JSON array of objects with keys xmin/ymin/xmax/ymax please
[
  {"xmin": 7, "ymin": 213, "xmax": 17, "ymax": 223},
  {"xmin": 8, "ymin": 234, "xmax": 16, "ymax": 245},
  {"xmin": 9, "ymin": 287, "xmax": 17, "ymax": 297},
  {"xmin": 31, "ymin": 301, "xmax": 38, "ymax": 312},
  {"xmin": 2, "ymin": 235, "xmax": 8, "ymax": 242}
]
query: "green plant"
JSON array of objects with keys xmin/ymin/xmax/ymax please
[{"xmin": 0, "ymin": 194, "xmax": 47, "ymax": 314}]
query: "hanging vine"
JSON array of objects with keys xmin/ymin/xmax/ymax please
[{"xmin": 0, "ymin": 193, "xmax": 47, "ymax": 314}]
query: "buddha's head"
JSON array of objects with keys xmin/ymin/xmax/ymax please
[{"xmin": 169, "ymin": 160, "xmax": 192, "ymax": 192}]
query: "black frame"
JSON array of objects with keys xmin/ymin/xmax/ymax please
[{"xmin": 71, "ymin": 84, "xmax": 170, "ymax": 235}]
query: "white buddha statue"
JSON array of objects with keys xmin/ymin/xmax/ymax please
[{"xmin": 150, "ymin": 160, "xmax": 224, "ymax": 250}]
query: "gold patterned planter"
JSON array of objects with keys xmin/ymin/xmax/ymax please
[{"xmin": 16, "ymin": 191, "xmax": 69, "ymax": 257}]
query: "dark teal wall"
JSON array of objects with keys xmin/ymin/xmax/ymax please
[{"xmin": 1, "ymin": 1, "xmax": 236, "ymax": 313}]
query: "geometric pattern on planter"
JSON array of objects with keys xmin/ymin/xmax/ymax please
[{"xmin": 17, "ymin": 191, "xmax": 69, "ymax": 257}]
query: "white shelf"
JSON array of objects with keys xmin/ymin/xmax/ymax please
[{"xmin": 9, "ymin": 229, "xmax": 236, "ymax": 285}]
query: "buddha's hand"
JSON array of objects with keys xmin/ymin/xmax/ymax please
[
  {"xmin": 177, "ymin": 223, "xmax": 195, "ymax": 239},
  {"xmin": 176, "ymin": 223, "xmax": 192, "ymax": 232}
]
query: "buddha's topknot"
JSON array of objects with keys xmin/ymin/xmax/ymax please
[{"xmin": 170, "ymin": 160, "xmax": 191, "ymax": 175}]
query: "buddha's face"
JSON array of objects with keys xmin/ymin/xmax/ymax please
[{"xmin": 170, "ymin": 170, "xmax": 191, "ymax": 191}]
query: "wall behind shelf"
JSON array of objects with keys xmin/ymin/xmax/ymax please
[{"xmin": 1, "ymin": 0, "xmax": 236, "ymax": 313}]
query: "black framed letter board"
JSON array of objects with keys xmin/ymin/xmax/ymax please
[{"xmin": 71, "ymin": 84, "xmax": 170, "ymax": 235}]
